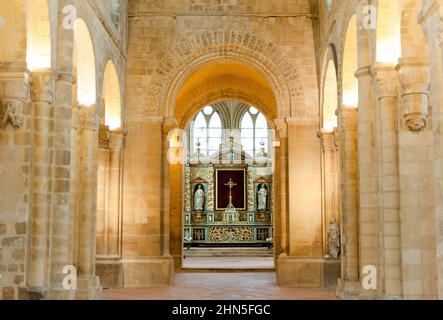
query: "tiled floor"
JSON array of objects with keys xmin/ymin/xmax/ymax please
[{"xmin": 103, "ymin": 272, "xmax": 338, "ymax": 300}]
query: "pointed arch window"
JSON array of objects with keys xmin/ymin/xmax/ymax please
[
  {"xmin": 191, "ymin": 106, "xmax": 222, "ymax": 156},
  {"xmin": 240, "ymin": 107, "xmax": 269, "ymax": 157}
]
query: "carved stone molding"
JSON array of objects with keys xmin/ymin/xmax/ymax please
[
  {"xmin": 318, "ymin": 129, "xmax": 337, "ymax": 153},
  {"xmin": 397, "ymin": 59, "xmax": 430, "ymax": 132},
  {"xmin": 0, "ymin": 99, "xmax": 24, "ymax": 129},
  {"xmin": 274, "ymin": 118, "xmax": 287, "ymax": 138},
  {"xmin": 184, "ymin": 165, "xmax": 192, "ymax": 212},
  {"xmin": 98, "ymin": 124, "xmax": 110, "ymax": 149},
  {"xmin": 30, "ymin": 70, "xmax": 54, "ymax": 103},
  {"xmin": 247, "ymin": 168, "xmax": 256, "ymax": 211},
  {"xmin": 0, "ymin": 63, "xmax": 29, "ymax": 130},
  {"xmin": 373, "ymin": 64, "xmax": 398, "ymax": 100},
  {"xmin": 109, "ymin": 129, "xmax": 125, "ymax": 151},
  {"xmin": 207, "ymin": 166, "xmax": 214, "ymax": 211},
  {"xmin": 79, "ymin": 105, "xmax": 99, "ymax": 131}
]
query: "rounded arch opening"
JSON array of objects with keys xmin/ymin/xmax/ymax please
[
  {"xmin": 322, "ymin": 58, "xmax": 338, "ymax": 132},
  {"xmin": 25, "ymin": 0, "xmax": 51, "ymax": 70},
  {"xmin": 342, "ymin": 15, "xmax": 358, "ymax": 108},
  {"xmin": 376, "ymin": 0, "xmax": 401, "ymax": 64},
  {"xmin": 102, "ymin": 60, "xmax": 122, "ymax": 129},
  {"xmin": 73, "ymin": 19, "xmax": 96, "ymax": 106}
]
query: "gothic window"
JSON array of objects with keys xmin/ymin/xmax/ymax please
[
  {"xmin": 191, "ymin": 106, "xmax": 222, "ymax": 156},
  {"xmin": 327, "ymin": 0, "xmax": 333, "ymax": 11},
  {"xmin": 240, "ymin": 107, "xmax": 269, "ymax": 157}
]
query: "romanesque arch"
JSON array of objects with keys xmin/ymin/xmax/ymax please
[{"xmin": 147, "ymin": 31, "xmax": 306, "ymax": 118}]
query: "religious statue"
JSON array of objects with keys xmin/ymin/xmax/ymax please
[
  {"xmin": 328, "ymin": 218, "xmax": 340, "ymax": 258},
  {"xmin": 194, "ymin": 185, "xmax": 205, "ymax": 211},
  {"xmin": 257, "ymin": 184, "xmax": 268, "ymax": 211}
]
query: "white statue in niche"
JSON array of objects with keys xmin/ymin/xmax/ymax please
[
  {"xmin": 257, "ymin": 184, "xmax": 268, "ymax": 211},
  {"xmin": 194, "ymin": 185, "xmax": 205, "ymax": 211},
  {"xmin": 328, "ymin": 218, "xmax": 340, "ymax": 258}
]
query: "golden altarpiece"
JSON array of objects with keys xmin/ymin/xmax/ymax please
[{"xmin": 183, "ymin": 102, "xmax": 274, "ymax": 248}]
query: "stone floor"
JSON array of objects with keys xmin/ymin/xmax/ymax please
[
  {"xmin": 182, "ymin": 256, "xmax": 275, "ymax": 269},
  {"xmin": 103, "ymin": 272, "xmax": 338, "ymax": 300}
]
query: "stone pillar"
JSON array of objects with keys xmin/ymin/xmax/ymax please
[
  {"xmin": 27, "ymin": 69, "xmax": 54, "ymax": 290},
  {"xmin": 96, "ymin": 127, "xmax": 125, "ymax": 288},
  {"xmin": 277, "ymin": 118, "xmax": 323, "ymax": 287},
  {"xmin": 337, "ymin": 107, "xmax": 360, "ymax": 298},
  {"xmin": 397, "ymin": 58, "xmax": 436, "ymax": 299},
  {"xmin": 318, "ymin": 129, "xmax": 340, "ymax": 255},
  {"xmin": 373, "ymin": 64, "xmax": 402, "ymax": 298},
  {"xmin": 355, "ymin": 0, "xmax": 380, "ymax": 298},
  {"xmin": 47, "ymin": 71, "xmax": 76, "ymax": 299},
  {"xmin": 75, "ymin": 106, "xmax": 100, "ymax": 299},
  {"xmin": 0, "ymin": 62, "xmax": 31, "ymax": 300},
  {"xmin": 274, "ymin": 118, "xmax": 288, "ymax": 259},
  {"xmin": 122, "ymin": 116, "xmax": 173, "ymax": 287},
  {"xmin": 418, "ymin": 0, "xmax": 443, "ymax": 299}
]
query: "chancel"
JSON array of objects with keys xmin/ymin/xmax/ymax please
[
  {"xmin": 183, "ymin": 102, "xmax": 274, "ymax": 251},
  {"xmin": 2, "ymin": 0, "xmax": 443, "ymax": 301}
]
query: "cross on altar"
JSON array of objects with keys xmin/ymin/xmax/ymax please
[{"xmin": 224, "ymin": 178, "xmax": 237, "ymax": 206}]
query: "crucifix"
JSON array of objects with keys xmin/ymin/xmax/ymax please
[{"xmin": 224, "ymin": 178, "xmax": 237, "ymax": 207}]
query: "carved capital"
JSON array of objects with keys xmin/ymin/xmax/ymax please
[
  {"xmin": 397, "ymin": 58, "xmax": 430, "ymax": 132},
  {"xmin": 0, "ymin": 99, "xmax": 24, "ymax": 129},
  {"xmin": 79, "ymin": 105, "xmax": 99, "ymax": 131},
  {"xmin": 373, "ymin": 64, "xmax": 398, "ymax": 100},
  {"xmin": 274, "ymin": 118, "xmax": 287, "ymax": 138},
  {"xmin": 318, "ymin": 129, "xmax": 337, "ymax": 152},
  {"xmin": 109, "ymin": 129, "xmax": 126, "ymax": 151},
  {"xmin": 341, "ymin": 107, "xmax": 358, "ymax": 132},
  {"xmin": 98, "ymin": 124, "xmax": 110, "ymax": 148},
  {"xmin": 30, "ymin": 69, "xmax": 54, "ymax": 103}
]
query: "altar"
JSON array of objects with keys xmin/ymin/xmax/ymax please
[{"xmin": 184, "ymin": 160, "xmax": 273, "ymax": 247}]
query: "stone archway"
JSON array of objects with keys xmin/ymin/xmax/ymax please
[{"xmin": 153, "ymin": 33, "xmax": 307, "ymax": 282}]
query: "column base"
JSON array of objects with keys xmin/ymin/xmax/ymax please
[
  {"xmin": 45, "ymin": 275, "xmax": 102, "ymax": 300},
  {"xmin": 123, "ymin": 256, "xmax": 174, "ymax": 287},
  {"xmin": 276, "ymin": 254, "xmax": 326, "ymax": 287},
  {"xmin": 336, "ymin": 278, "xmax": 361, "ymax": 299},
  {"xmin": 96, "ymin": 258, "xmax": 124, "ymax": 289}
]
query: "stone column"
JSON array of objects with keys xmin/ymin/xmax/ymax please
[
  {"xmin": 418, "ymin": 0, "xmax": 443, "ymax": 299},
  {"xmin": 0, "ymin": 62, "xmax": 31, "ymax": 300},
  {"xmin": 96, "ymin": 128, "xmax": 125, "ymax": 288},
  {"xmin": 122, "ymin": 116, "xmax": 173, "ymax": 286},
  {"xmin": 397, "ymin": 58, "xmax": 436, "ymax": 299},
  {"xmin": 355, "ymin": 0, "xmax": 380, "ymax": 298},
  {"xmin": 46, "ymin": 71, "xmax": 76, "ymax": 300},
  {"xmin": 318, "ymin": 129, "xmax": 340, "ymax": 256},
  {"xmin": 274, "ymin": 118, "xmax": 288, "ymax": 259},
  {"xmin": 373, "ymin": 64, "xmax": 402, "ymax": 298},
  {"xmin": 75, "ymin": 106, "xmax": 100, "ymax": 299},
  {"xmin": 277, "ymin": 118, "xmax": 323, "ymax": 287},
  {"xmin": 27, "ymin": 69, "xmax": 54, "ymax": 290},
  {"xmin": 337, "ymin": 107, "xmax": 360, "ymax": 298}
]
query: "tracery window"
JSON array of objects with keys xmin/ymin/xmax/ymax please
[
  {"xmin": 191, "ymin": 106, "xmax": 222, "ymax": 156},
  {"xmin": 240, "ymin": 107, "xmax": 269, "ymax": 157}
]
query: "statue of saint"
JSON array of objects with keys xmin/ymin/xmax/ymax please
[
  {"xmin": 194, "ymin": 185, "xmax": 205, "ymax": 211},
  {"xmin": 328, "ymin": 218, "xmax": 340, "ymax": 258},
  {"xmin": 257, "ymin": 184, "xmax": 268, "ymax": 211}
]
